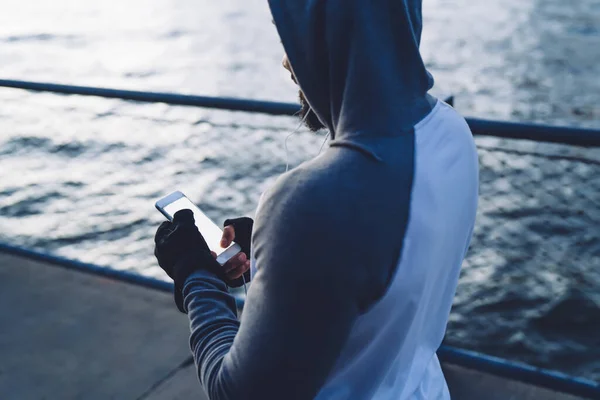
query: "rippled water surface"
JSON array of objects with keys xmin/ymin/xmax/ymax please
[{"xmin": 1, "ymin": 0, "xmax": 599, "ymax": 381}]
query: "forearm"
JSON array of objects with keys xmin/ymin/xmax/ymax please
[
  {"xmin": 181, "ymin": 266, "xmax": 359, "ymax": 400},
  {"xmin": 183, "ymin": 270, "xmax": 241, "ymax": 399}
]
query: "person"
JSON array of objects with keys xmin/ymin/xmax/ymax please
[{"xmin": 153, "ymin": 0, "xmax": 479, "ymax": 398}]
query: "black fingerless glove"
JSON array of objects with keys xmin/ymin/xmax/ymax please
[
  {"xmin": 154, "ymin": 209, "xmax": 222, "ymax": 313},
  {"xmin": 223, "ymin": 217, "xmax": 253, "ymax": 288}
]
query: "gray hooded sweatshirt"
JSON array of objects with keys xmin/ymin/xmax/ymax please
[{"xmin": 181, "ymin": 1, "xmax": 479, "ymax": 399}]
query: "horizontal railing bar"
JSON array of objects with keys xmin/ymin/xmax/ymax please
[
  {"xmin": 1, "ymin": 79, "xmax": 600, "ymax": 147},
  {"xmin": 0, "ymin": 242, "xmax": 246, "ymax": 309},
  {"xmin": 0, "ymin": 79, "xmax": 301, "ymax": 116},
  {"xmin": 438, "ymin": 346, "xmax": 600, "ymax": 399},
  {"xmin": 468, "ymin": 118, "xmax": 600, "ymax": 147}
]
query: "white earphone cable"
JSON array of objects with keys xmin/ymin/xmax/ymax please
[
  {"xmin": 285, "ymin": 108, "xmax": 312, "ymax": 172},
  {"xmin": 317, "ymin": 132, "xmax": 330, "ymax": 155}
]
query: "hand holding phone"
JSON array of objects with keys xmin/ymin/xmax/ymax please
[
  {"xmin": 220, "ymin": 217, "xmax": 253, "ymax": 286},
  {"xmin": 155, "ymin": 191, "xmax": 242, "ymax": 266}
]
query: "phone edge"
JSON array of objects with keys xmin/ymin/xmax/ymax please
[{"xmin": 155, "ymin": 190, "xmax": 185, "ymax": 221}]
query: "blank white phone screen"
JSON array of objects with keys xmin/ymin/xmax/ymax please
[{"xmin": 163, "ymin": 197, "xmax": 227, "ymax": 254}]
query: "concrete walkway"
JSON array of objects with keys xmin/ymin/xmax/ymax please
[
  {"xmin": 0, "ymin": 250, "xmax": 589, "ymax": 400},
  {"xmin": 0, "ymin": 251, "xmax": 206, "ymax": 400}
]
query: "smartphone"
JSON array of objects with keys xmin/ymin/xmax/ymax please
[{"xmin": 155, "ymin": 191, "xmax": 242, "ymax": 266}]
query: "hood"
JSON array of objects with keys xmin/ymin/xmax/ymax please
[{"xmin": 269, "ymin": 0, "xmax": 435, "ymax": 140}]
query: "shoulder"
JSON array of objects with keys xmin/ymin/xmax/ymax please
[
  {"xmin": 256, "ymin": 152, "xmax": 365, "ymax": 231},
  {"xmin": 252, "ymin": 150, "xmax": 411, "ymax": 310},
  {"xmin": 255, "ymin": 143, "xmax": 414, "ymax": 249}
]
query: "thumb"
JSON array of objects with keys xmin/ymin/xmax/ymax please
[
  {"xmin": 221, "ymin": 225, "xmax": 235, "ymax": 248},
  {"xmin": 173, "ymin": 209, "xmax": 195, "ymax": 225}
]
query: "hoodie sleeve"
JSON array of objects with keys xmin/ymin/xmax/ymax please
[{"xmin": 182, "ymin": 169, "xmax": 393, "ymax": 400}]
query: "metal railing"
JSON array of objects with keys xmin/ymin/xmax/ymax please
[{"xmin": 2, "ymin": 79, "xmax": 600, "ymax": 146}]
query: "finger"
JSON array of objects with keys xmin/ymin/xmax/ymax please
[
  {"xmin": 221, "ymin": 225, "xmax": 236, "ymax": 248},
  {"xmin": 223, "ymin": 253, "xmax": 246, "ymax": 273},
  {"xmin": 226, "ymin": 259, "xmax": 251, "ymax": 280},
  {"xmin": 226, "ymin": 262, "xmax": 250, "ymax": 280},
  {"xmin": 173, "ymin": 209, "xmax": 195, "ymax": 225}
]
